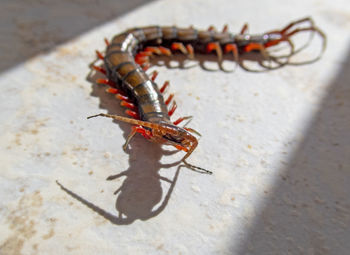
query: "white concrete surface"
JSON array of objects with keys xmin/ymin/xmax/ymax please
[{"xmin": 1, "ymin": 0, "xmax": 350, "ymax": 254}]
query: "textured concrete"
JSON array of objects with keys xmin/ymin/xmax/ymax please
[{"xmin": 1, "ymin": 0, "xmax": 350, "ymax": 254}]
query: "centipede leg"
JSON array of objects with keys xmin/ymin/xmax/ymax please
[
  {"xmin": 243, "ymin": 43, "xmax": 280, "ymax": 71},
  {"xmin": 244, "ymin": 43, "xmax": 269, "ymax": 59},
  {"xmin": 120, "ymin": 101, "xmax": 137, "ymax": 110},
  {"xmin": 95, "ymin": 50, "xmax": 104, "ymax": 60},
  {"xmin": 241, "ymin": 42, "xmax": 286, "ymax": 72},
  {"xmin": 240, "ymin": 23, "xmax": 249, "ymax": 34},
  {"xmin": 123, "ymin": 128, "xmax": 137, "ymax": 151},
  {"xmin": 225, "ymin": 43, "xmax": 239, "ymax": 72},
  {"xmin": 186, "ymin": 44, "xmax": 195, "ymax": 59},
  {"xmin": 123, "ymin": 125, "xmax": 151, "ymax": 150},
  {"xmin": 151, "ymin": 70, "xmax": 158, "ymax": 81},
  {"xmin": 159, "ymin": 46, "xmax": 172, "ymax": 56},
  {"xmin": 125, "ymin": 109, "xmax": 139, "ymax": 119},
  {"xmin": 165, "ymin": 94, "xmax": 174, "ymax": 105},
  {"xmin": 184, "ymin": 127, "xmax": 201, "ymax": 137},
  {"xmin": 104, "ymin": 38, "xmax": 110, "ymax": 46},
  {"xmin": 96, "ymin": 78, "xmax": 116, "ymax": 87},
  {"xmin": 284, "ymin": 27, "xmax": 326, "ymax": 63},
  {"xmin": 279, "ymin": 17, "xmax": 315, "ymax": 35},
  {"xmin": 106, "ymin": 88, "xmax": 119, "ymax": 94},
  {"xmin": 206, "ymin": 42, "xmax": 224, "ymax": 70},
  {"xmin": 207, "ymin": 25, "xmax": 217, "ymax": 32},
  {"xmin": 141, "ymin": 63, "xmax": 150, "ymax": 71},
  {"xmin": 171, "ymin": 42, "xmax": 188, "ymax": 55},
  {"xmin": 168, "ymin": 101, "xmax": 177, "ymax": 116},
  {"xmin": 92, "ymin": 65, "xmax": 106, "ymax": 75},
  {"xmin": 160, "ymin": 81, "xmax": 170, "ymax": 93},
  {"xmin": 173, "ymin": 116, "xmax": 192, "ymax": 125},
  {"xmin": 135, "ymin": 53, "xmax": 150, "ymax": 66},
  {"xmin": 144, "ymin": 46, "xmax": 172, "ymax": 57}
]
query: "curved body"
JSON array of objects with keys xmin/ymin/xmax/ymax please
[{"xmin": 89, "ymin": 18, "xmax": 326, "ymax": 174}]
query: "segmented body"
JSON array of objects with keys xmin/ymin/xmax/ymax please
[
  {"xmin": 104, "ymin": 26, "xmax": 279, "ymax": 123},
  {"xmin": 89, "ymin": 18, "xmax": 326, "ymax": 174}
]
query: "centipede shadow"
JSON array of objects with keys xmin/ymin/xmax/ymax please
[{"xmin": 56, "ymin": 165, "xmax": 182, "ymax": 225}]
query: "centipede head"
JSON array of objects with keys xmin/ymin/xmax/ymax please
[
  {"xmin": 87, "ymin": 113, "xmax": 212, "ymax": 174},
  {"xmin": 149, "ymin": 122, "xmax": 212, "ymax": 174},
  {"xmin": 152, "ymin": 122, "xmax": 195, "ymax": 148}
]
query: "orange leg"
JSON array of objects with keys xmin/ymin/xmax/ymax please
[
  {"xmin": 125, "ymin": 109, "xmax": 139, "ymax": 119},
  {"xmin": 116, "ymin": 94, "xmax": 130, "ymax": 101},
  {"xmin": 171, "ymin": 42, "xmax": 188, "ymax": 55},
  {"xmin": 151, "ymin": 70, "xmax": 158, "ymax": 81},
  {"xmin": 142, "ymin": 63, "xmax": 150, "ymax": 71},
  {"xmin": 96, "ymin": 78, "xmax": 116, "ymax": 87},
  {"xmin": 144, "ymin": 46, "xmax": 162, "ymax": 55},
  {"xmin": 135, "ymin": 54, "xmax": 150, "ymax": 66},
  {"xmin": 104, "ymin": 38, "xmax": 110, "ymax": 46},
  {"xmin": 174, "ymin": 144, "xmax": 189, "ymax": 152},
  {"xmin": 165, "ymin": 94, "xmax": 174, "ymax": 105},
  {"xmin": 158, "ymin": 46, "xmax": 172, "ymax": 56},
  {"xmin": 160, "ymin": 81, "xmax": 170, "ymax": 93},
  {"xmin": 123, "ymin": 125, "xmax": 152, "ymax": 151},
  {"xmin": 207, "ymin": 42, "xmax": 223, "ymax": 67},
  {"xmin": 106, "ymin": 88, "xmax": 119, "ymax": 94},
  {"xmin": 120, "ymin": 101, "xmax": 137, "ymax": 110},
  {"xmin": 92, "ymin": 65, "xmax": 106, "ymax": 75},
  {"xmin": 244, "ymin": 43, "xmax": 269, "ymax": 59},
  {"xmin": 225, "ymin": 43, "xmax": 239, "ymax": 70},
  {"xmin": 173, "ymin": 116, "xmax": 192, "ymax": 125},
  {"xmin": 134, "ymin": 126, "xmax": 152, "ymax": 138},
  {"xmin": 186, "ymin": 44, "xmax": 195, "ymax": 59},
  {"xmin": 123, "ymin": 128, "xmax": 137, "ymax": 151},
  {"xmin": 95, "ymin": 50, "xmax": 104, "ymax": 60},
  {"xmin": 168, "ymin": 101, "xmax": 177, "ymax": 116},
  {"xmin": 240, "ymin": 23, "xmax": 249, "ymax": 34}
]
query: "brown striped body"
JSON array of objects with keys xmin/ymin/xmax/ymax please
[{"xmin": 103, "ymin": 26, "xmax": 270, "ymax": 124}]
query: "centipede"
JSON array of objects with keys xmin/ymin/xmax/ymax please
[{"xmin": 88, "ymin": 17, "xmax": 326, "ymax": 174}]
